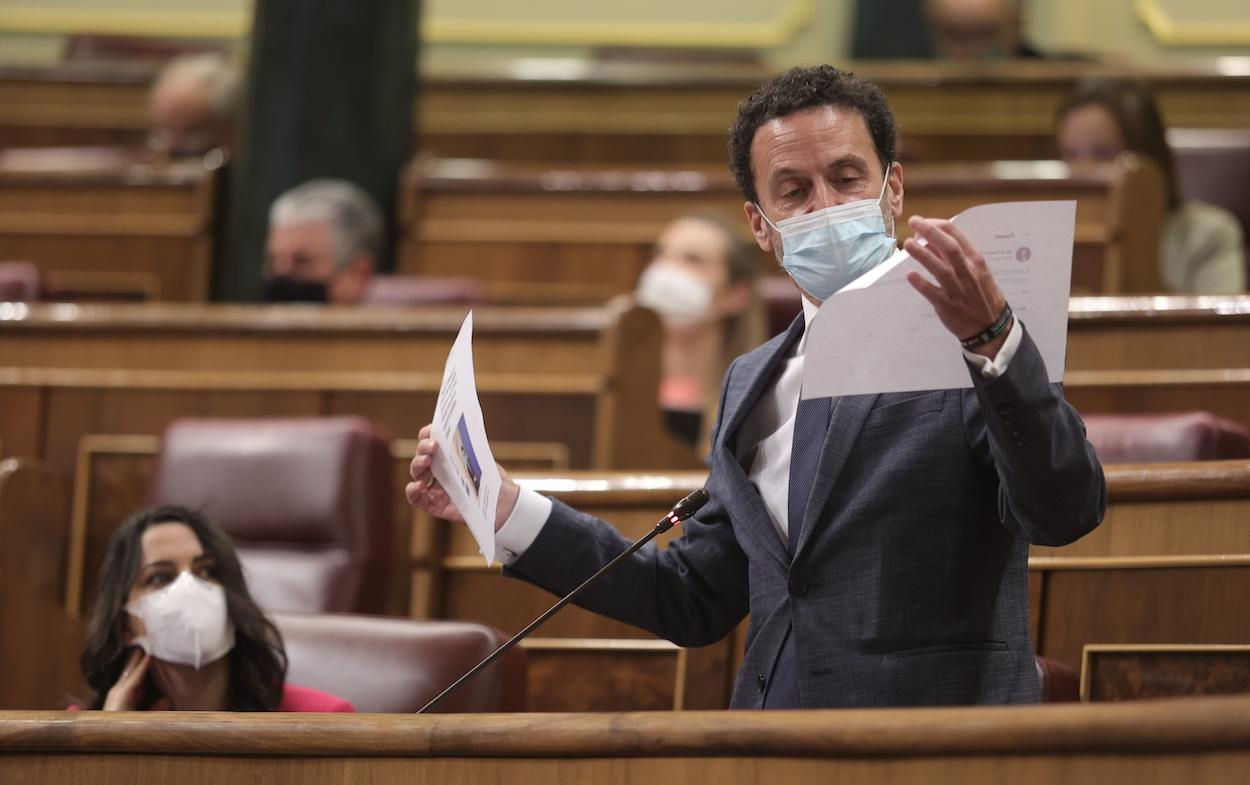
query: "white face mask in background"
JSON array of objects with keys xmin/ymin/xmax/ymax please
[
  {"xmin": 127, "ymin": 571, "xmax": 236, "ymax": 670},
  {"xmin": 758, "ymin": 169, "xmax": 897, "ymax": 302},
  {"xmin": 634, "ymin": 262, "xmax": 715, "ymax": 328}
]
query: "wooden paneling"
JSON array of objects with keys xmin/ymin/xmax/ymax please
[
  {"xmin": 6, "ymin": 699, "xmax": 1250, "ymax": 784},
  {"xmin": 0, "ymin": 156, "xmax": 218, "ymax": 302},
  {"xmin": 0, "ymin": 460, "xmax": 84, "ymax": 709},
  {"xmin": 1064, "ymin": 369, "xmax": 1250, "ymax": 431},
  {"xmin": 1081, "ymin": 644, "xmax": 1250, "ymax": 702},
  {"xmin": 4, "ymin": 59, "xmax": 1250, "ymax": 162},
  {"xmin": 400, "ymin": 156, "xmax": 1164, "ymax": 295},
  {"xmin": 0, "ymin": 301, "xmax": 699, "ymax": 486},
  {"xmin": 1066, "ymin": 296, "xmax": 1250, "ymax": 372}
]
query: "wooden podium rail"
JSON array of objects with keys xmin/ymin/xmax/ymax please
[{"xmin": 4, "ymin": 697, "xmax": 1250, "ymax": 784}]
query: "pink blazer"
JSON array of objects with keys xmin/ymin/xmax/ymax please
[
  {"xmin": 67, "ymin": 683, "xmax": 354, "ymax": 712},
  {"xmin": 278, "ymin": 683, "xmax": 355, "ymax": 712}
]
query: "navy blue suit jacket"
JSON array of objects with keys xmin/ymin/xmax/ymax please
[{"xmin": 509, "ymin": 317, "xmax": 1106, "ymax": 707}]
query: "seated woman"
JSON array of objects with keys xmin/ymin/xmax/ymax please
[
  {"xmin": 1056, "ymin": 77, "xmax": 1246, "ymax": 294},
  {"xmin": 79, "ymin": 505, "xmax": 353, "ymax": 712},
  {"xmin": 634, "ymin": 212, "xmax": 766, "ymax": 451}
]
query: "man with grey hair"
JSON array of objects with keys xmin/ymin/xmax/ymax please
[
  {"xmin": 262, "ymin": 179, "xmax": 383, "ymax": 304},
  {"xmin": 147, "ymin": 52, "xmax": 240, "ymax": 158}
]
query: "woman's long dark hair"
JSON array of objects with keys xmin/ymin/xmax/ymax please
[
  {"xmin": 80, "ymin": 505, "xmax": 287, "ymax": 710},
  {"xmin": 1055, "ymin": 76, "xmax": 1181, "ymax": 210}
]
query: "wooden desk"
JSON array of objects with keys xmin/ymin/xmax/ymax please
[
  {"xmin": 4, "ymin": 699, "xmax": 1250, "ymax": 784},
  {"xmin": 0, "ymin": 152, "xmax": 218, "ymax": 301},
  {"xmin": 401, "ymin": 156, "xmax": 1165, "ymax": 294},
  {"xmin": 4, "ymin": 59, "xmax": 1250, "ymax": 164}
]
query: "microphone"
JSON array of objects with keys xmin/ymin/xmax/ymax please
[{"xmin": 417, "ymin": 487, "xmax": 710, "ymax": 714}]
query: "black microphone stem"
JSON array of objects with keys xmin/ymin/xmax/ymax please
[{"xmin": 417, "ymin": 510, "xmax": 682, "ymax": 714}]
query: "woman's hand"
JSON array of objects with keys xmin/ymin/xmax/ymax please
[
  {"xmin": 102, "ymin": 648, "xmax": 170, "ymax": 711},
  {"xmin": 405, "ymin": 424, "xmax": 520, "ymax": 532}
]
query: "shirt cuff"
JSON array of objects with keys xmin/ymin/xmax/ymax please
[
  {"xmin": 494, "ymin": 486, "xmax": 553, "ymax": 566},
  {"xmin": 962, "ymin": 318, "xmax": 1023, "ymax": 379}
]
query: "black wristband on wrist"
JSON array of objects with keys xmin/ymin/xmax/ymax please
[{"xmin": 960, "ymin": 303, "xmax": 1013, "ymax": 351}]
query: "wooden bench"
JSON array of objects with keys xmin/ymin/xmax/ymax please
[
  {"xmin": 400, "ymin": 156, "xmax": 1166, "ymax": 294},
  {"xmin": 5, "ymin": 59, "xmax": 1250, "ymax": 164},
  {"xmin": 8, "ymin": 456, "xmax": 1250, "ymax": 711},
  {"xmin": 435, "ymin": 461, "xmax": 1250, "ymax": 706},
  {"xmin": 5, "ymin": 295, "xmax": 1247, "ymax": 374},
  {"xmin": 0, "ymin": 459, "xmax": 83, "ymax": 709},
  {"xmin": 1066, "ymin": 295, "xmax": 1250, "ymax": 371},
  {"xmin": 0, "ymin": 150, "xmax": 218, "ymax": 302},
  {"xmin": 51, "ymin": 438, "xmax": 716, "ymax": 713},
  {"xmin": 0, "ymin": 298, "xmax": 698, "ymax": 470},
  {"xmin": 1080, "ymin": 643, "xmax": 1250, "ymax": 702}
]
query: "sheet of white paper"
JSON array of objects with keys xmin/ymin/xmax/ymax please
[
  {"xmin": 803, "ymin": 200, "xmax": 1075, "ymax": 399},
  {"xmin": 429, "ymin": 311, "xmax": 501, "ymax": 565}
]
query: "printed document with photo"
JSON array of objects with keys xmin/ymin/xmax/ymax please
[
  {"xmin": 803, "ymin": 200, "xmax": 1075, "ymax": 399},
  {"xmin": 430, "ymin": 311, "xmax": 501, "ymax": 565}
]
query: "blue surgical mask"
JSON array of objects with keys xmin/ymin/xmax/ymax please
[{"xmin": 757, "ymin": 170, "xmax": 897, "ymax": 302}]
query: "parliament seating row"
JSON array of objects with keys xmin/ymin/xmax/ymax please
[
  {"xmin": 8, "ymin": 695, "xmax": 1250, "ymax": 783},
  {"xmin": 0, "ymin": 150, "xmax": 1167, "ymax": 303},
  {"xmin": 399, "ymin": 155, "xmax": 1167, "ymax": 295},
  {"xmin": 5, "ymin": 296, "xmax": 1247, "ymax": 373},
  {"xmin": 3, "ymin": 59, "xmax": 1249, "ymax": 164},
  {"xmin": 0, "ymin": 150, "xmax": 219, "ymax": 302},
  {"xmin": 11, "ymin": 414, "xmax": 1250, "ymax": 712}
]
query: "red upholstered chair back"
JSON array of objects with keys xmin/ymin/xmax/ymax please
[
  {"xmin": 362, "ymin": 275, "xmax": 486, "ymax": 306},
  {"xmin": 273, "ymin": 612, "xmax": 527, "ymax": 712},
  {"xmin": 148, "ymin": 417, "xmax": 394, "ymax": 614},
  {"xmin": 0, "ymin": 262, "xmax": 42, "ymax": 302},
  {"xmin": 1084, "ymin": 412, "xmax": 1250, "ymax": 464},
  {"xmin": 1035, "ymin": 656, "xmax": 1078, "ymax": 702}
]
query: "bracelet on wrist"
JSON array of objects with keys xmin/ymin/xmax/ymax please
[{"xmin": 960, "ymin": 303, "xmax": 1013, "ymax": 351}]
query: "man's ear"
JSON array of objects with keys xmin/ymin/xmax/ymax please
[
  {"xmin": 887, "ymin": 161, "xmax": 905, "ymax": 220},
  {"xmin": 744, "ymin": 201, "xmax": 774, "ymax": 254}
]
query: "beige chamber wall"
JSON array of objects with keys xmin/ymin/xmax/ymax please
[{"xmin": 0, "ymin": 0, "xmax": 1245, "ymax": 68}]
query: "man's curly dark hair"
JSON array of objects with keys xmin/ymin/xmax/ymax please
[{"xmin": 728, "ymin": 65, "xmax": 898, "ymax": 205}]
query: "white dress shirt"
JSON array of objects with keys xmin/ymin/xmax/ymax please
[{"xmin": 495, "ymin": 300, "xmax": 1023, "ymax": 563}]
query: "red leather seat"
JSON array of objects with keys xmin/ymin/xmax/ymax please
[
  {"xmin": 1035, "ymin": 656, "xmax": 1078, "ymax": 702},
  {"xmin": 362, "ymin": 275, "xmax": 486, "ymax": 306},
  {"xmin": 273, "ymin": 611, "xmax": 527, "ymax": 712},
  {"xmin": 1084, "ymin": 412, "xmax": 1250, "ymax": 464},
  {"xmin": 0, "ymin": 262, "xmax": 41, "ymax": 302},
  {"xmin": 148, "ymin": 417, "xmax": 393, "ymax": 614}
]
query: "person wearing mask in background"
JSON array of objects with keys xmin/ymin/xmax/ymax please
[
  {"xmin": 634, "ymin": 213, "xmax": 766, "ymax": 451},
  {"xmin": 78, "ymin": 505, "xmax": 352, "ymax": 712},
  {"xmin": 408, "ymin": 65, "xmax": 1105, "ymax": 709},
  {"xmin": 1056, "ymin": 77, "xmax": 1246, "ymax": 294},
  {"xmin": 923, "ymin": 0, "xmax": 1042, "ymax": 60},
  {"xmin": 263, "ymin": 179, "xmax": 381, "ymax": 304},
  {"xmin": 147, "ymin": 52, "xmax": 239, "ymax": 160}
]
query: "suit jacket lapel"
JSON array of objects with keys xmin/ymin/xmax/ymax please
[
  {"xmin": 719, "ymin": 316, "xmax": 806, "ymax": 443},
  {"xmin": 793, "ymin": 393, "xmax": 878, "ymax": 559},
  {"xmin": 714, "ymin": 315, "xmax": 806, "ymax": 573}
]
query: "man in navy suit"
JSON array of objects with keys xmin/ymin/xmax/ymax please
[{"xmin": 407, "ymin": 65, "xmax": 1105, "ymax": 708}]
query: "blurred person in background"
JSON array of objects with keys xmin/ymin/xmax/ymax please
[
  {"xmin": 634, "ymin": 213, "xmax": 766, "ymax": 452},
  {"xmin": 924, "ymin": 0, "xmax": 1041, "ymax": 59},
  {"xmin": 1057, "ymin": 77, "xmax": 1246, "ymax": 294},
  {"xmin": 263, "ymin": 179, "xmax": 382, "ymax": 304},
  {"xmin": 147, "ymin": 52, "xmax": 239, "ymax": 159}
]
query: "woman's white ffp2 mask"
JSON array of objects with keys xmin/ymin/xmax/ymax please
[
  {"xmin": 758, "ymin": 170, "xmax": 897, "ymax": 302},
  {"xmin": 127, "ymin": 571, "xmax": 236, "ymax": 670},
  {"xmin": 634, "ymin": 262, "xmax": 715, "ymax": 328}
]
